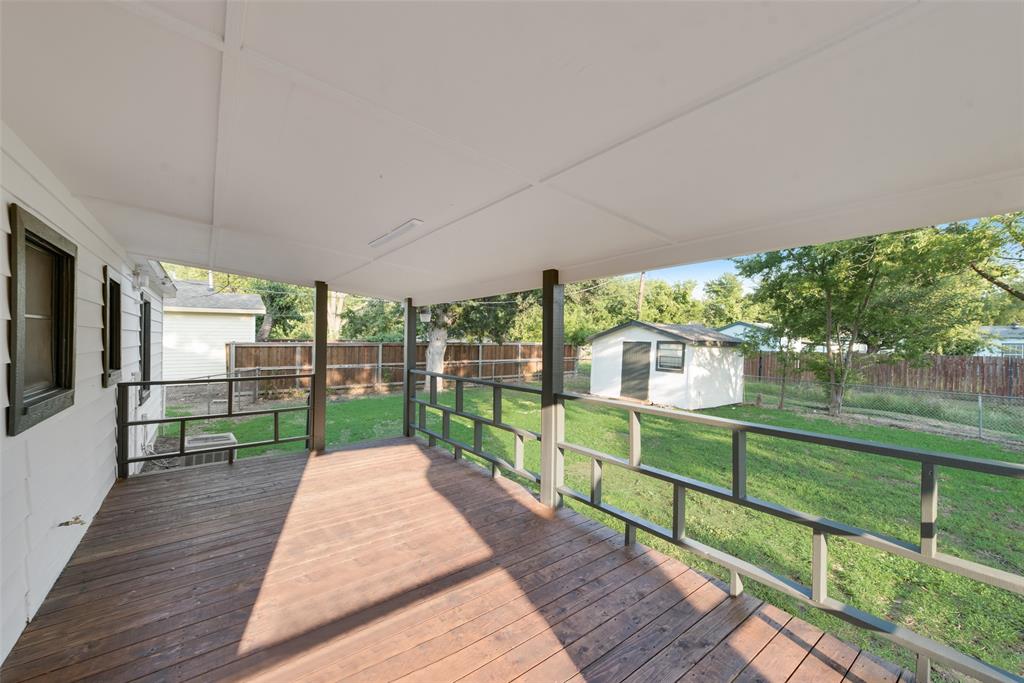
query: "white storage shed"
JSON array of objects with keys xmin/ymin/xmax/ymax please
[{"xmin": 589, "ymin": 321, "xmax": 744, "ymax": 410}]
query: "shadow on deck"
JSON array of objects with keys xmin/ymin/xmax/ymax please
[{"xmin": 1, "ymin": 437, "xmax": 912, "ymax": 682}]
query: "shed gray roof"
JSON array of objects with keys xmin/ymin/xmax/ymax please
[
  {"xmin": 165, "ymin": 280, "xmax": 266, "ymax": 313},
  {"xmin": 588, "ymin": 320, "xmax": 741, "ymax": 346}
]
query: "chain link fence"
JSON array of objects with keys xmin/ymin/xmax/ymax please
[{"xmin": 745, "ymin": 376, "xmax": 1024, "ymax": 444}]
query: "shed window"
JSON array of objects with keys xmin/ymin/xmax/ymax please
[
  {"xmin": 7, "ymin": 204, "xmax": 77, "ymax": 435},
  {"xmin": 656, "ymin": 341, "xmax": 684, "ymax": 372},
  {"xmin": 102, "ymin": 266, "xmax": 123, "ymax": 387}
]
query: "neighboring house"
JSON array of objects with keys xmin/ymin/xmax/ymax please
[
  {"xmin": 977, "ymin": 323, "xmax": 1024, "ymax": 357},
  {"xmin": 162, "ymin": 280, "xmax": 266, "ymax": 380},
  {"xmin": 719, "ymin": 321, "xmax": 868, "ymax": 354},
  {"xmin": 589, "ymin": 321, "xmax": 743, "ymax": 410}
]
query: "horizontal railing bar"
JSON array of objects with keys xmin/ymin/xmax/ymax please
[
  {"xmin": 410, "ymin": 369, "xmax": 542, "ymax": 395},
  {"xmin": 412, "ymin": 424, "xmax": 540, "ymax": 483},
  {"xmin": 410, "ymin": 397, "xmax": 540, "ymax": 440},
  {"xmin": 559, "ymin": 439, "xmax": 1023, "ymax": 595},
  {"xmin": 118, "ymin": 373, "xmax": 314, "ymax": 388},
  {"xmin": 558, "ymin": 392, "xmax": 1024, "ymax": 478},
  {"xmin": 124, "ymin": 405, "xmax": 309, "ymax": 427},
  {"xmin": 125, "ymin": 434, "xmax": 310, "ymax": 463},
  {"xmin": 557, "ymin": 485, "xmax": 1021, "ymax": 683}
]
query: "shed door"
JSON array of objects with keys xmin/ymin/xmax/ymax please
[{"xmin": 620, "ymin": 342, "xmax": 651, "ymax": 401}]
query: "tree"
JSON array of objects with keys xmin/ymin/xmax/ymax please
[
  {"xmin": 954, "ymin": 212, "xmax": 1024, "ymax": 302},
  {"xmin": 736, "ymin": 228, "xmax": 989, "ymax": 416},
  {"xmin": 702, "ymin": 273, "xmax": 757, "ymax": 327},
  {"xmin": 338, "ymin": 297, "xmax": 404, "ymax": 341}
]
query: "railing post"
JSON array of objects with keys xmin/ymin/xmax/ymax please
[
  {"xmin": 402, "ymin": 298, "xmax": 416, "ymax": 438},
  {"xmin": 591, "ymin": 459, "xmax": 603, "ymax": 505},
  {"xmin": 920, "ymin": 462, "xmax": 938, "ymax": 557},
  {"xmin": 116, "ymin": 383, "xmax": 129, "ymax": 479},
  {"xmin": 628, "ymin": 410, "xmax": 641, "ymax": 466},
  {"xmin": 540, "ymin": 269, "xmax": 565, "ymax": 508},
  {"xmin": 812, "ymin": 530, "xmax": 828, "ymax": 602},
  {"xmin": 732, "ymin": 430, "xmax": 747, "ymax": 498},
  {"xmin": 311, "ymin": 281, "xmax": 328, "ymax": 453},
  {"xmin": 672, "ymin": 484, "xmax": 686, "ymax": 541}
]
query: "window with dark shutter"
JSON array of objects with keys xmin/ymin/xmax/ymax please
[
  {"xmin": 7, "ymin": 204, "xmax": 77, "ymax": 435},
  {"xmin": 102, "ymin": 266, "xmax": 123, "ymax": 387}
]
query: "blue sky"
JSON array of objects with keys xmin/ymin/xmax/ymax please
[{"xmin": 624, "ymin": 259, "xmax": 748, "ymax": 299}]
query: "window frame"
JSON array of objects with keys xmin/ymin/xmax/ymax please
[
  {"xmin": 7, "ymin": 204, "xmax": 77, "ymax": 435},
  {"xmin": 102, "ymin": 265, "xmax": 123, "ymax": 387},
  {"xmin": 138, "ymin": 293, "xmax": 152, "ymax": 405},
  {"xmin": 655, "ymin": 340, "xmax": 685, "ymax": 373}
]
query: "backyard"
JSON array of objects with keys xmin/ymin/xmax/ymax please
[{"xmin": 161, "ymin": 386, "xmax": 1023, "ymax": 678}]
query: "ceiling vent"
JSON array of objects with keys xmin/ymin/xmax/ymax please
[{"xmin": 368, "ymin": 219, "xmax": 423, "ymax": 248}]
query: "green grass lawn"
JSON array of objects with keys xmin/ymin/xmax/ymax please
[{"xmin": 169, "ymin": 388, "xmax": 1023, "ymax": 677}]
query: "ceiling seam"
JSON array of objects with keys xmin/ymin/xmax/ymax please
[{"xmin": 535, "ymin": 1, "xmax": 923, "ymax": 187}]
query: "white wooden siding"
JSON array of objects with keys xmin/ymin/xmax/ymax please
[
  {"xmin": 162, "ymin": 311, "xmax": 257, "ymax": 380},
  {"xmin": 0, "ymin": 124, "xmax": 165, "ymax": 660}
]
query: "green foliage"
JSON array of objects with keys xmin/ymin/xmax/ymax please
[
  {"xmin": 701, "ymin": 273, "xmax": 760, "ymax": 327},
  {"xmin": 735, "ymin": 227, "xmax": 992, "ymax": 414},
  {"xmin": 339, "ymin": 296, "xmax": 405, "ymax": 341}
]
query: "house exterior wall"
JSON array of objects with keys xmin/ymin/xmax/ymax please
[
  {"xmin": 163, "ymin": 311, "xmax": 257, "ymax": 380},
  {"xmin": 590, "ymin": 325, "xmax": 743, "ymax": 410},
  {"xmin": 976, "ymin": 333, "xmax": 1024, "ymax": 357},
  {"xmin": 0, "ymin": 124, "xmax": 164, "ymax": 661}
]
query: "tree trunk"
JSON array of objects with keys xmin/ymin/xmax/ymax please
[
  {"xmin": 778, "ymin": 375, "xmax": 787, "ymax": 410},
  {"xmin": 327, "ymin": 291, "xmax": 346, "ymax": 340},
  {"xmin": 256, "ymin": 312, "xmax": 273, "ymax": 341},
  {"xmin": 424, "ymin": 324, "xmax": 448, "ymax": 391},
  {"xmin": 828, "ymin": 381, "xmax": 844, "ymax": 416}
]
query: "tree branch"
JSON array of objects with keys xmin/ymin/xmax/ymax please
[{"xmin": 970, "ymin": 263, "xmax": 1024, "ymax": 302}]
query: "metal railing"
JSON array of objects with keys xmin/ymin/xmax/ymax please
[
  {"xmin": 407, "ymin": 369, "xmax": 541, "ymax": 483},
  {"xmin": 115, "ymin": 373, "xmax": 314, "ymax": 478},
  {"xmin": 551, "ymin": 391, "xmax": 1023, "ymax": 683}
]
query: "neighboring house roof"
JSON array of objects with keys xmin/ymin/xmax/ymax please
[
  {"xmin": 716, "ymin": 321, "xmax": 769, "ymax": 333},
  {"xmin": 164, "ymin": 280, "xmax": 267, "ymax": 314},
  {"xmin": 980, "ymin": 324, "xmax": 1024, "ymax": 339},
  {"xmin": 588, "ymin": 320, "xmax": 741, "ymax": 346}
]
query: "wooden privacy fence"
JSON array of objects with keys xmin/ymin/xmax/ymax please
[
  {"xmin": 226, "ymin": 341, "xmax": 579, "ymax": 393},
  {"xmin": 745, "ymin": 352, "xmax": 1024, "ymax": 397}
]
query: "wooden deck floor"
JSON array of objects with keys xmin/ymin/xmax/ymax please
[{"xmin": 2, "ymin": 437, "xmax": 913, "ymax": 682}]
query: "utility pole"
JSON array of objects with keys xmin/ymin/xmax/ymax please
[{"xmin": 636, "ymin": 271, "xmax": 646, "ymax": 320}]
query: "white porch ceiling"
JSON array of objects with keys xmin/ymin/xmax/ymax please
[{"xmin": 2, "ymin": 1, "xmax": 1022, "ymax": 304}]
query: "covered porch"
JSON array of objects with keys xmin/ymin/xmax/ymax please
[{"xmin": 2, "ymin": 437, "xmax": 913, "ymax": 683}]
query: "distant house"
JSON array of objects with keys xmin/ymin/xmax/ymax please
[
  {"xmin": 977, "ymin": 323, "xmax": 1024, "ymax": 357},
  {"xmin": 719, "ymin": 321, "xmax": 867, "ymax": 354},
  {"xmin": 162, "ymin": 280, "xmax": 266, "ymax": 380},
  {"xmin": 589, "ymin": 321, "xmax": 743, "ymax": 410}
]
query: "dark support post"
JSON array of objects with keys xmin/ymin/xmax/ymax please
[
  {"xmin": 115, "ymin": 383, "xmax": 129, "ymax": 479},
  {"xmin": 403, "ymin": 298, "xmax": 416, "ymax": 438},
  {"xmin": 540, "ymin": 269, "xmax": 565, "ymax": 508},
  {"xmin": 311, "ymin": 281, "xmax": 328, "ymax": 453},
  {"xmin": 920, "ymin": 463, "xmax": 938, "ymax": 557}
]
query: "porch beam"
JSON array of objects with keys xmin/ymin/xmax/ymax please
[
  {"xmin": 540, "ymin": 269, "xmax": 565, "ymax": 508},
  {"xmin": 403, "ymin": 298, "xmax": 417, "ymax": 438},
  {"xmin": 311, "ymin": 281, "xmax": 329, "ymax": 452}
]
